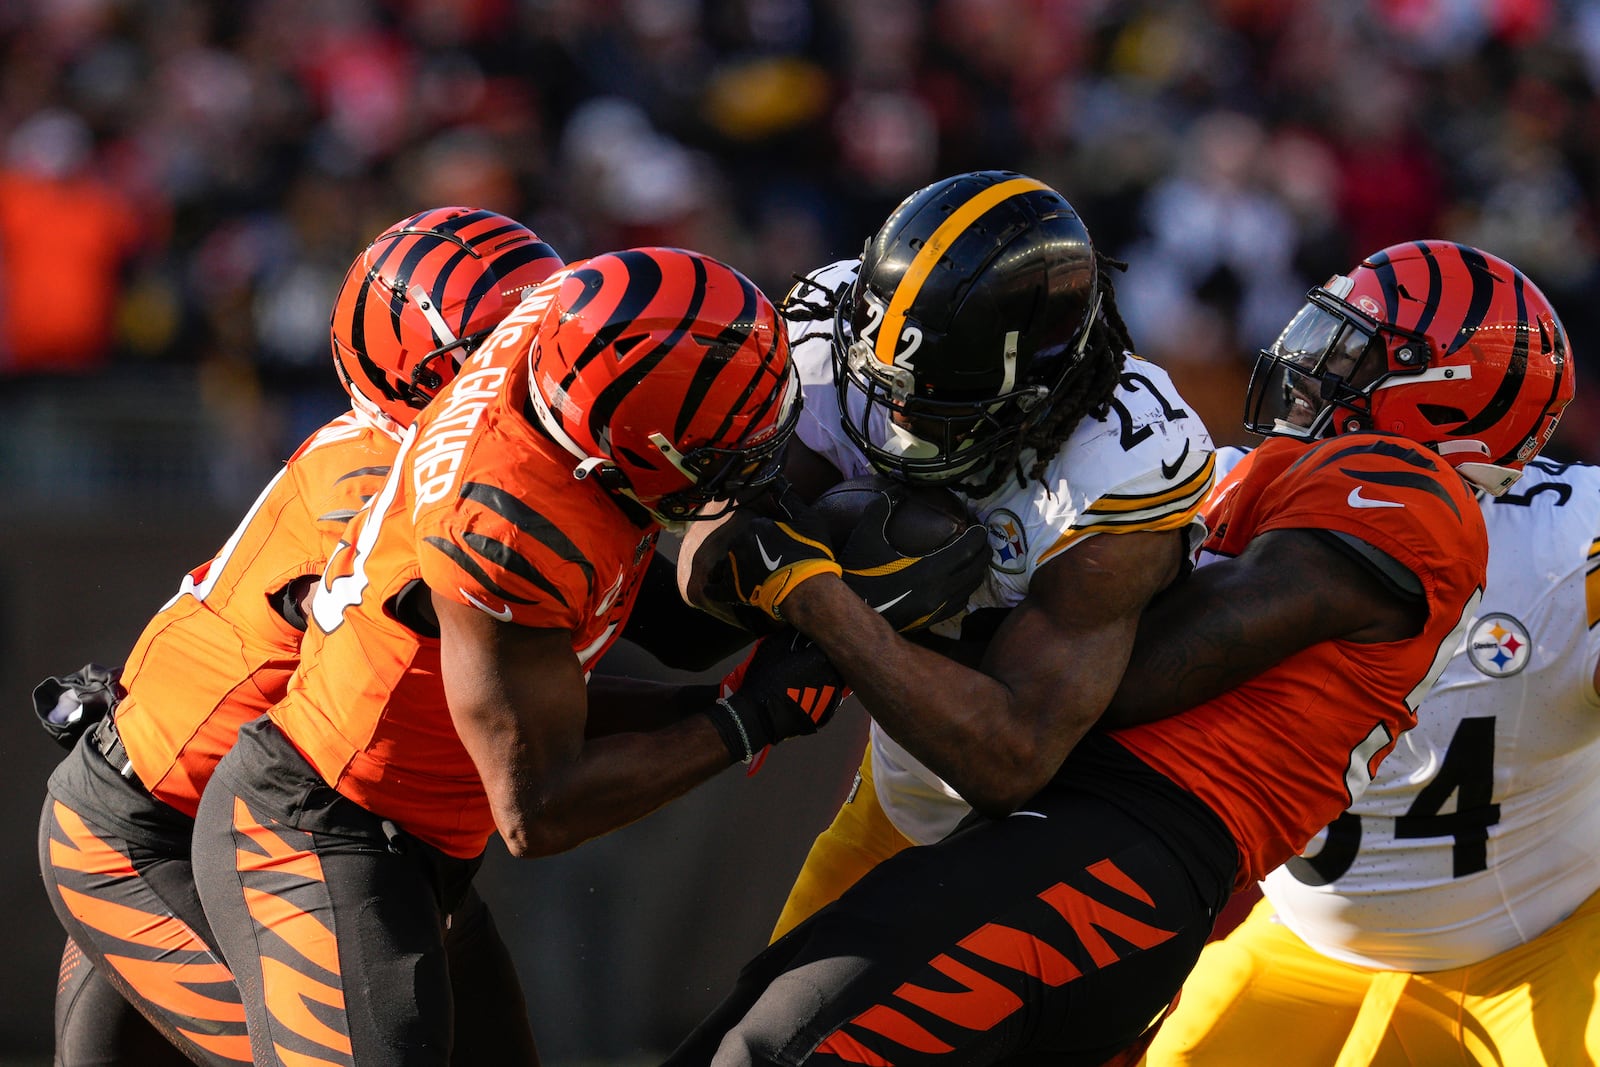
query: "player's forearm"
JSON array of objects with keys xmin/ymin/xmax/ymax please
[
  {"xmin": 1101, "ymin": 531, "xmax": 1406, "ymax": 728},
  {"xmin": 583, "ymin": 675, "xmax": 706, "ymax": 737},
  {"xmin": 495, "ymin": 711, "xmax": 734, "ymax": 857},
  {"xmin": 1099, "ymin": 597, "xmax": 1248, "ymax": 728},
  {"xmin": 620, "ymin": 553, "xmax": 756, "ymax": 671},
  {"xmin": 781, "ymin": 576, "xmax": 1044, "ymax": 814}
]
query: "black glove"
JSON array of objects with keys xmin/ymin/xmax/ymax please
[
  {"xmin": 704, "ymin": 631, "xmax": 848, "ymax": 764},
  {"xmin": 704, "ymin": 510, "xmax": 842, "ymax": 623},
  {"xmin": 33, "ymin": 663, "xmax": 124, "ymax": 750},
  {"xmin": 837, "ymin": 494, "xmax": 991, "ymax": 631}
]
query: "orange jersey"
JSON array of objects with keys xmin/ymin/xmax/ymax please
[
  {"xmin": 114, "ymin": 412, "xmax": 402, "ymax": 817},
  {"xmin": 1111, "ymin": 434, "xmax": 1488, "ymax": 889},
  {"xmin": 274, "ymin": 296, "xmax": 658, "ymax": 859}
]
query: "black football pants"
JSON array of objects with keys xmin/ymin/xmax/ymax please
[
  {"xmin": 665, "ymin": 734, "xmax": 1238, "ymax": 1067},
  {"xmin": 43, "ymin": 720, "xmax": 537, "ymax": 1067}
]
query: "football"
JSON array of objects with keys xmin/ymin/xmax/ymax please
[
  {"xmin": 810, "ymin": 475, "xmax": 973, "ymax": 556},
  {"xmin": 674, "ymin": 475, "xmax": 974, "ymax": 631}
]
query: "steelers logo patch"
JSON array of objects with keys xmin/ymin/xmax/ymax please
[
  {"xmin": 1466, "ymin": 612, "xmax": 1531, "ymax": 678},
  {"xmin": 986, "ymin": 508, "xmax": 1027, "ymax": 574}
]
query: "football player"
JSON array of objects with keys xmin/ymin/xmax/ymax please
[
  {"xmin": 674, "ymin": 230, "xmax": 1573, "ymax": 1063},
  {"xmin": 1143, "ymin": 452, "xmax": 1600, "ymax": 1064},
  {"xmin": 184, "ymin": 246, "xmax": 855, "ymax": 1067},
  {"xmin": 709, "ymin": 170, "xmax": 1218, "ymax": 940},
  {"xmin": 673, "ymin": 169, "xmax": 1214, "ymax": 1059},
  {"xmin": 37, "ymin": 207, "xmax": 564, "ymax": 1067}
]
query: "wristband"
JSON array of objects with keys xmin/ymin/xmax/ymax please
[{"xmin": 705, "ymin": 698, "xmax": 755, "ymax": 764}]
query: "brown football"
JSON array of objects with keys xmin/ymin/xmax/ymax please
[{"xmin": 810, "ymin": 475, "xmax": 972, "ymax": 555}]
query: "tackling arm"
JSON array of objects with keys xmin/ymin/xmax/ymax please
[
  {"xmin": 584, "ymin": 674, "xmax": 707, "ymax": 737},
  {"xmin": 1100, "ymin": 527, "xmax": 1428, "ymax": 728},
  {"xmin": 438, "ymin": 594, "xmax": 734, "ymax": 858},
  {"xmin": 780, "ymin": 528, "xmax": 1187, "ymax": 815}
]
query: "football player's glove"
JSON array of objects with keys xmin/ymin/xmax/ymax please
[
  {"xmin": 704, "ymin": 631, "xmax": 846, "ymax": 766},
  {"xmin": 837, "ymin": 492, "xmax": 991, "ymax": 631},
  {"xmin": 705, "ymin": 509, "xmax": 842, "ymax": 623}
]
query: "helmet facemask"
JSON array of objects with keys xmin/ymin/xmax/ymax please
[
  {"xmin": 646, "ymin": 370, "xmax": 802, "ymax": 523},
  {"xmin": 831, "ymin": 287, "xmax": 1100, "ymax": 489},
  {"xmin": 1245, "ymin": 283, "xmax": 1431, "ymax": 442}
]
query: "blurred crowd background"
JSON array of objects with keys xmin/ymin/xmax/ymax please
[
  {"xmin": 3, "ymin": 0, "xmax": 1600, "ymax": 1061},
  {"xmin": 3, "ymin": 0, "xmax": 1599, "ymax": 511}
]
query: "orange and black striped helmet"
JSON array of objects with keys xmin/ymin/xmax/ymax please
[
  {"xmin": 523, "ymin": 247, "xmax": 799, "ymax": 522},
  {"xmin": 1246, "ymin": 240, "xmax": 1574, "ymax": 495},
  {"xmin": 331, "ymin": 206, "xmax": 563, "ymax": 428}
]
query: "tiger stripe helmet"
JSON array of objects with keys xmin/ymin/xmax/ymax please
[
  {"xmin": 1245, "ymin": 240, "xmax": 1575, "ymax": 495},
  {"xmin": 331, "ymin": 206, "xmax": 563, "ymax": 428},
  {"xmin": 524, "ymin": 247, "xmax": 799, "ymax": 523}
]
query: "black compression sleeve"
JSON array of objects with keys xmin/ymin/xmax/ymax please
[{"xmin": 621, "ymin": 553, "xmax": 756, "ymax": 671}]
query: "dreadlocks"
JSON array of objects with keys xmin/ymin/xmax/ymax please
[{"xmin": 964, "ymin": 257, "xmax": 1134, "ymax": 498}]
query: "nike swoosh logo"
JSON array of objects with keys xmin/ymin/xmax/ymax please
[
  {"xmin": 756, "ymin": 535, "xmax": 782, "ymax": 571},
  {"xmin": 461, "ymin": 589, "xmax": 513, "ymax": 622},
  {"xmin": 872, "ymin": 591, "xmax": 911, "ymax": 614},
  {"xmin": 1160, "ymin": 441, "xmax": 1191, "ymax": 480},
  {"xmin": 1347, "ymin": 486, "xmax": 1404, "ymax": 510}
]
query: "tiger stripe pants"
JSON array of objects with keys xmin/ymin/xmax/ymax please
[
  {"xmin": 665, "ymin": 734, "xmax": 1238, "ymax": 1066},
  {"xmin": 190, "ymin": 716, "xmax": 538, "ymax": 1067},
  {"xmin": 40, "ymin": 734, "xmax": 252, "ymax": 1066}
]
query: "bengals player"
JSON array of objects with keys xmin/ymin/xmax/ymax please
[
  {"xmin": 671, "ymin": 238, "xmax": 1572, "ymax": 1064},
  {"xmin": 186, "ymin": 247, "xmax": 849, "ymax": 1067},
  {"xmin": 1144, "ymin": 479, "xmax": 1600, "ymax": 1060},
  {"xmin": 36, "ymin": 207, "xmax": 564, "ymax": 1067}
]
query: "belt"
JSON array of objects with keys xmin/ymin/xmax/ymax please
[{"xmin": 90, "ymin": 714, "xmax": 137, "ymax": 780}]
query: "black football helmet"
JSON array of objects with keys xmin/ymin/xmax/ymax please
[{"xmin": 831, "ymin": 170, "xmax": 1101, "ymax": 486}]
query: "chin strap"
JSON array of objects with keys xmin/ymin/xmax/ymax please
[
  {"xmin": 1454, "ymin": 460, "xmax": 1522, "ymax": 496},
  {"xmin": 571, "ymin": 454, "xmax": 680, "ymax": 527},
  {"xmin": 408, "ymin": 284, "xmax": 459, "ymax": 348},
  {"xmin": 1437, "ymin": 439, "xmax": 1520, "ymax": 495}
]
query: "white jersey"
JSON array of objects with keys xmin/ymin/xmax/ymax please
[
  {"xmin": 1261, "ymin": 457, "xmax": 1600, "ymax": 971},
  {"xmin": 787, "ymin": 261, "xmax": 1217, "ymax": 844}
]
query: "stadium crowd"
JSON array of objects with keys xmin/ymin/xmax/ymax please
[{"xmin": 2, "ymin": 0, "xmax": 1598, "ymax": 483}]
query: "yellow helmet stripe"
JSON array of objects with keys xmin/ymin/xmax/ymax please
[{"xmin": 875, "ymin": 176, "xmax": 1054, "ymax": 366}]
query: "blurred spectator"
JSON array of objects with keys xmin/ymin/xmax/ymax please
[
  {"xmin": 1116, "ymin": 110, "xmax": 1303, "ymax": 446},
  {"xmin": 0, "ymin": 109, "xmax": 145, "ymax": 375}
]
